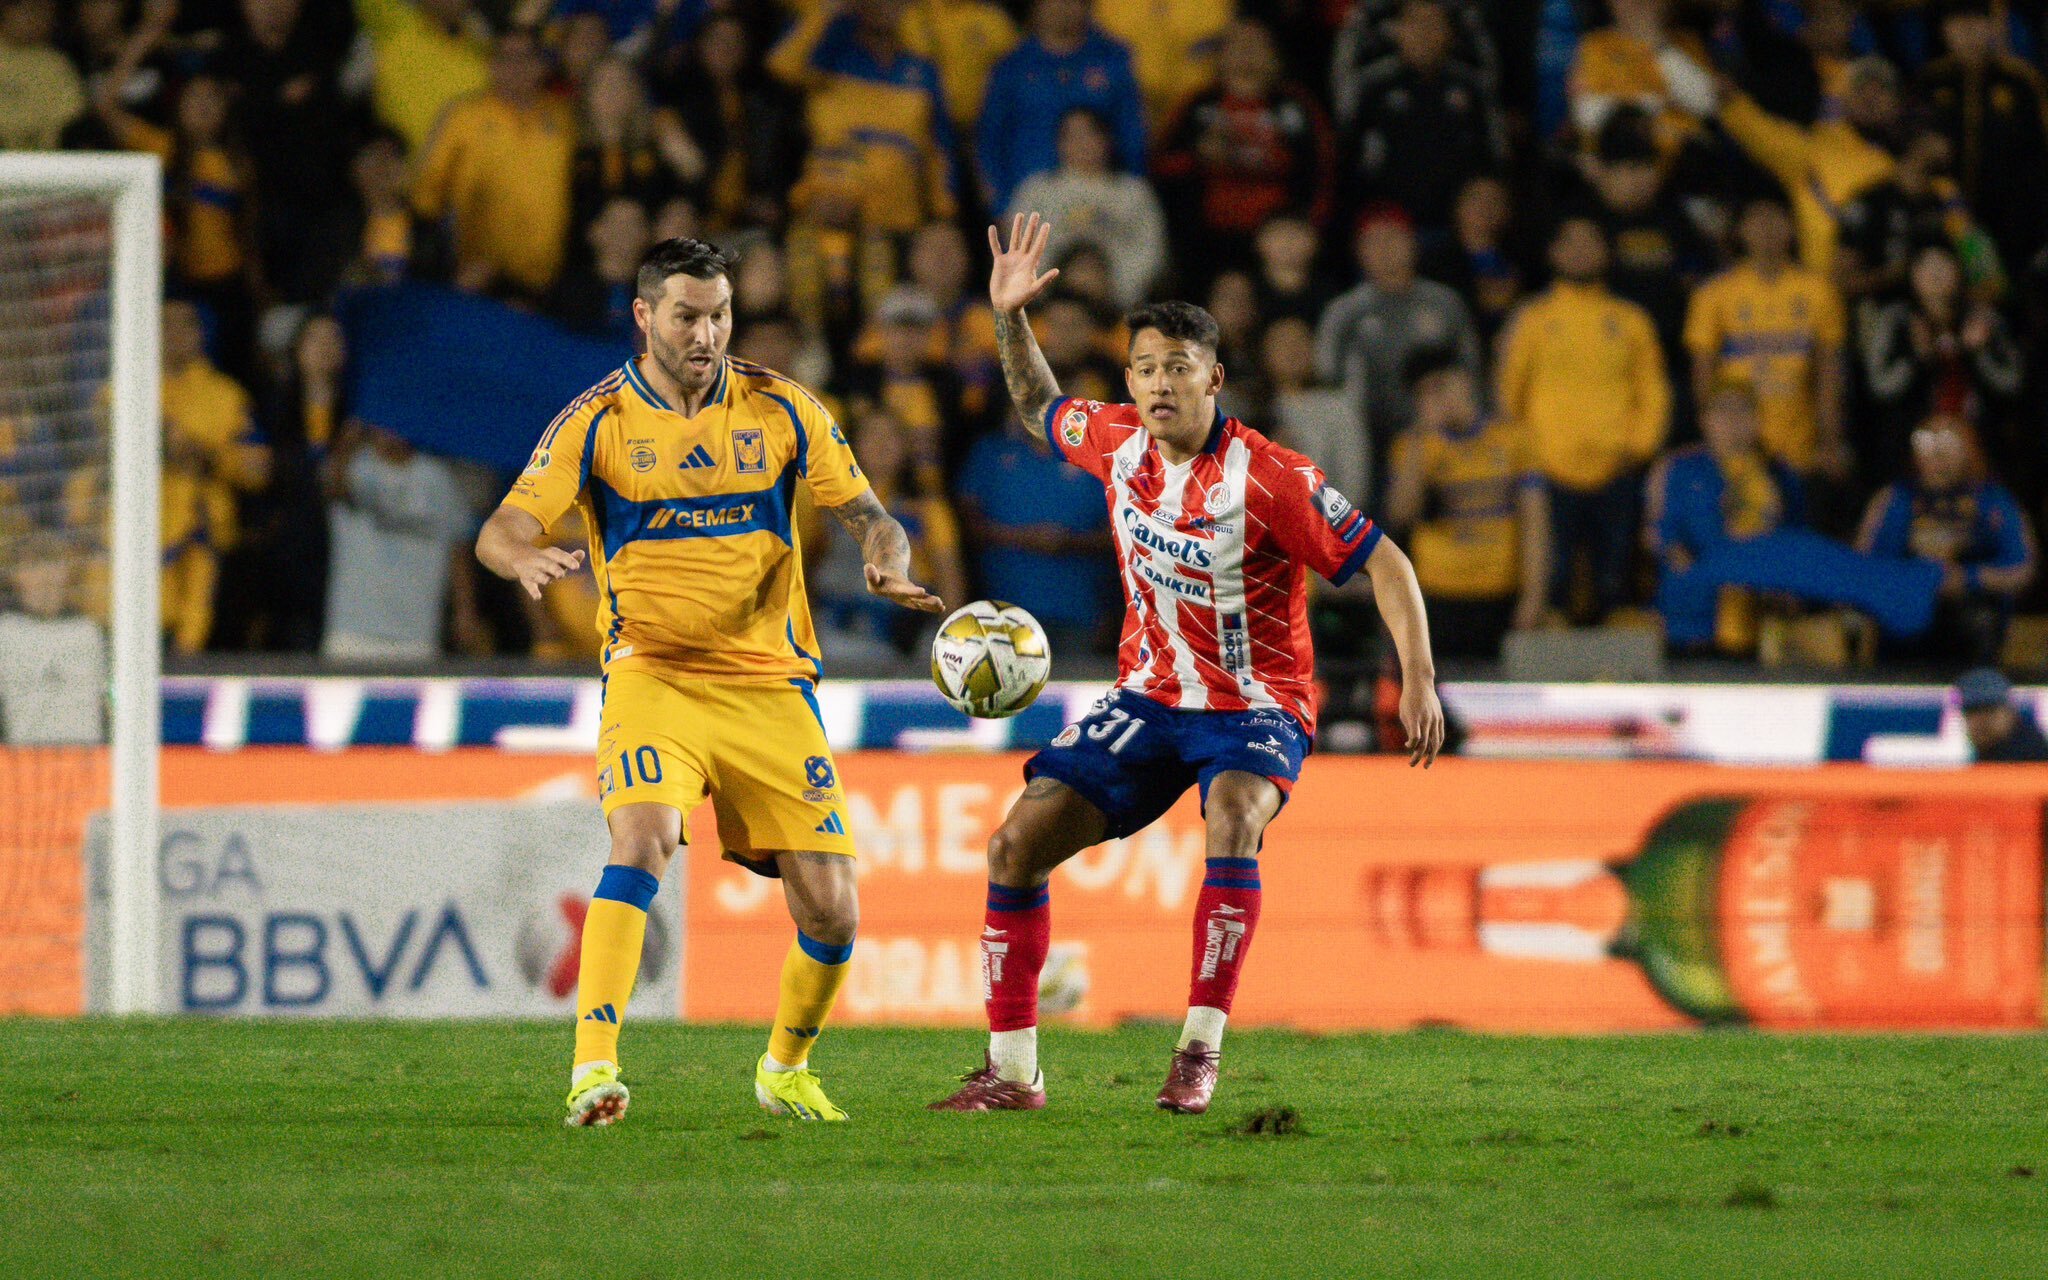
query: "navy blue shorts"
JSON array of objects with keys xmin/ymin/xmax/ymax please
[{"xmin": 1024, "ymin": 689, "xmax": 1311, "ymax": 840}]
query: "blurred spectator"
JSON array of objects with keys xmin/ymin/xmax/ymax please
[
  {"xmin": 223, "ymin": 314, "xmax": 347, "ymax": 652},
  {"xmin": 649, "ymin": 193, "xmax": 700, "ymax": 244},
  {"xmin": 845, "ymin": 287, "xmax": 969, "ymax": 485},
  {"xmin": 1092, "ymin": 0, "xmax": 1229, "ymax": 128},
  {"xmin": 812, "ymin": 405, "xmax": 967, "ymax": 657},
  {"xmin": 1331, "ymin": 0, "xmax": 1499, "ymax": 125},
  {"xmin": 343, "ymin": 130, "xmax": 435, "ymax": 288},
  {"xmin": 901, "ymin": 0, "xmax": 1019, "ymax": 131},
  {"xmin": 549, "ymin": 10, "xmax": 613, "ymax": 92},
  {"xmin": 96, "ymin": 19, "xmax": 263, "ymax": 376},
  {"xmin": 1577, "ymin": 109, "xmax": 1712, "ymax": 374},
  {"xmin": 1155, "ymin": 18, "xmax": 1335, "ymax": 271},
  {"xmin": 1316, "ymin": 206, "xmax": 1480, "ymax": 501},
  {"xmin": 0, "ymin": 534, "xmax": 105, "ymax": 744},
  {"xmin": 1566, "ymin": 0, "xmax": 1717, "ymax": 157},
  {"xmin": 1336, "ymin": 0, "xmax": 1504, "ymax": 234},
  {"xmin": 1030, "ymin": 291, "xmax": 1124, "ymax": 409},
  {"xmin": 220, "ymin": 0, "xmax": 358, "ymax": 303},
  {"xmin": 662, "ymin": 13, "xmax": 806, "ymax": 231},
  {"xmin": 160, "ymin": 300, "xmax": 270, "ymax": 656},
  {"xmin": 956, "ymin": 427, "xmax": 1116, "ymax": 656},
  {"xmin": 1857, "ymin": 414, "xmax": 2036, "ymax": 666},
  {"xmin": 849, "ymin": 222, "xmax": 1001, "ymax": 425},
  {"xmin": 770, "ymin": 0, "xmax": 958, "ymax": 237},
  {"xmin": 1836, "ymin": 129, "xmax": 2005, "ymax": 305},
  {"xmin": 1918, "ymin": 0, "xmax": 2048, "ymax": 275},
  {"xmin": 1207, "ymin": 269, "xmax": 1263, "ymax": 419},
  {"xmin": 354, "ymin": 0, "xmax": 492, "ymax": 152},
  {"xmin": 1684, "ymin": 197, "xmax": 1848, "ymax": 480},
  {"xmin": 1731, "ymin": 0, "xmax": 1861, "ymax": 126},
  {"xmin": 543, "ymin": 0, "xmax": 659, "ymax": 48},
  {"xmin": 1498, "ymin": 217, "xmax": 1668, "ymax": 622},
  {"xmin": 1251, "ymin": 213, "xmax": 1338, "ymax": 325},
  {"xmin": 1385, "ymin": 346, "xmax": 1549, "ymax": 657},
  {"xmin": 1009, "ymin": 107, "xmax": 1167, "ymax": 309},
  {"xmin": 1955, "ymin": 667, "xmax": 2048, "ymax": 762},
  {"xmin": 1420, "ymin": 173, "xmax": 1528, "ymax": 351},
  {"xmin": 59, "ymin": 0, "xmax": 160, "ymax": 144},
  {"xmin": 550, "ymin": 196, "xmax": 651, "ymax": 347},
  {"xmin": 571, "ymin": 56, "xmax": 702, "ymax": 232},
  {"xmin": 0, "ymin": 0, "xmax": 83, "ymax": 149},
  {"xmin": 977, "ymin": 0, "xmax": 1146, "ymax": 217},
  {"xmin": 732, "ymin": 307, "xmax": 836, "ymax": 417},
  {"xmin": 1257, "ymin": 316, "xmax": 1362, "ymax": 501},
  {"xmin": 1645, "ymin": 376, "xmax": 1805, "ymax": 647},
  {"xmin": 1710, "ymin": 54, "xmax": 1902, "ymax": 276},
  {"xmin": 412, "ymin": 28, "xmax": 577, "ymax": 298},
  {"xmin": 1860, "ymin": 242, "xmax": 2022, "ymax": 484},
  {"xmin": 321, "ymin": 422, "xmax": 481, "ymax": 662}
]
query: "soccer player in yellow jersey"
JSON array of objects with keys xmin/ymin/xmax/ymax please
[{"xmin": 476, "ymin": 239, "xmax": 944, "ymax": 1126}]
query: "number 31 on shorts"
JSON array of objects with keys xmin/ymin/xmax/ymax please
[
  {"xmin": 1086, "ymin": 707, "xmax": 1145, "ymax": 754},
  {"xmin": 599, "ymin": 745, "xmax": 664, "ymax": 799}
]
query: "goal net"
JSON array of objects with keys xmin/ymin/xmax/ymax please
[{"xmin": 0, "ymin": 155, "xmax": 159, "ymax": 1015}]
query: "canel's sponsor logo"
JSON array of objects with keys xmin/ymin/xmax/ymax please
[{"xmin": 1120, "ymin": 507, "xmax": 1214, "ymax": 569}]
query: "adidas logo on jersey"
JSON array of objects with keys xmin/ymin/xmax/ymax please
[
  {"xmin": 678, "ymin": 444, "xmax": 716, "ymax": 470},
  {"xmin": 814, "ymin": 812, "xmax": 846, "ymax": 835}
]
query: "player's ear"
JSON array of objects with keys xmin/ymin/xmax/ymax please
[
  {"xmin": 1208, "ymin": 355, "xmax": 1225, "ymax": 395},
  {"xmin": 632, "ymin": 295, "xmax": 651, "ymax": 335},
  {"xmin": 1123, "ymin": 362, "xmax": 1137, "ymax": 399}
]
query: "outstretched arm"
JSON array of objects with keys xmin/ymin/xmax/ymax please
[
  {"xmin": 1348, "ymin": 538, "xmax": 1444, "ymax": 766},
  {"xmin": 988, "ymin": 212, "xmax": 1065, "ymax": 441},
  {"xmin": 826, "ymin": 489, "xmax": 945, "ymax": 613},
  {"xmin": 477, "ymin": 506, "xmax": 585, "ymax": 601}
]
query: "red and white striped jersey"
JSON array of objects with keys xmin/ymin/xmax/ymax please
[{"xmin": 1042, "ymin": 396, "xmax": 1382, "ymax": 734}]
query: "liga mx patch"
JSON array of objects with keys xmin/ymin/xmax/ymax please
[
  {"xmin": 732, "ymin": 426, "xmax": 767, "ymax": 474},
  {"xmin": 1060, "ymin": 406, "xmax": 1088, "ymax": 448}
]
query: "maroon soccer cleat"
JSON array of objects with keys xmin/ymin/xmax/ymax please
[
  {"xmin": 1156, "ymin": 1041, "xmax": 1220, "ymax": 1114},
  {"xmin": 928, "ymin": 1057, "xmax": 1047, "ymax": 1112}
]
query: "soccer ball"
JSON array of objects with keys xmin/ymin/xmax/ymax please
[{"xmin": 930, "ymin": 599, "xmax": 1052, "ymax": 719}]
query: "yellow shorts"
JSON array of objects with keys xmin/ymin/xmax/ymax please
[{"xmin": 597, "ymin": 670, "xmax": 856, "ymax": 865}]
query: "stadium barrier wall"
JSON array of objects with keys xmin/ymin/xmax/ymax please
[
  {"xmin": 10, "ymin": 748, "xmax": 2047, "ymax": 1030},
  {"xmin": 157, "ymin": 675, "xmax": 2043, "ymax": 764}
]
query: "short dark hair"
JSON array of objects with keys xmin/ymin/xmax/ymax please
[
  {"xmin": 1401, "ymin": 343, "xmax": 1467, "ymax": 391},
  {"xmin": 1124, "ymin": 300, "xmax": 1221, "ymax": 357},
  {"xmin": 637, "ymin": 237, "xmax": 734, "ymax": 302}
]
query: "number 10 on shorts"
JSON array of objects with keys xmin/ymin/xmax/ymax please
[{"xmin": 599, "ymin": 745, "xmax": 664, "ymax": 798}]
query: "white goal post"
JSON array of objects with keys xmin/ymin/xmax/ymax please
[{"xmin": 0, "ymin": 154, "xmax": 163, "ymax": 1014}]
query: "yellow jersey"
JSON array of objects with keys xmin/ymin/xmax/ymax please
[
  {"xmin": 1683, "ymin": 263, "xmax": 1845, "ymax": 473},
  {"xmin": 501, "ymin": 356, "xmax": 870, "ymax": 683},
  {"xmin": 1497, "ymin": 283, "xmax": 1670, "ymax": 492},
  {"xmin": 1720, "ymin": 93, "xmax": 1893, "ymax": 273},
  {"xmin": 161, "ymin": 359, "xmax": 266, "ymax": 555},
  {"xmin": 1391, "ymin": 418, "xmax": 1538, "ymax": 600},
  {"xmin": 411, "ymin": 91, "xmax": 575, "ymax": 292}
]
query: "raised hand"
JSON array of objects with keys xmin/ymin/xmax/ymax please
[
  {"xmin": 988, "ymin": 212, "xmax": 1060, "ymax": 314},
  {"xmin": 511, "ymin": 545, "xmax": 584, "ymax": 601}
]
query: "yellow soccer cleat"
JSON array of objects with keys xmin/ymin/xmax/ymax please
[
  {"xmin": 753, "ymin": 1054, "xmax": 848, "ymax": 1121},
  {"xmin": 565, "ymin": 1061, "xmax": 629, "ymax": 1127}
]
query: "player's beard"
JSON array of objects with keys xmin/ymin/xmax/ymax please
[{"xmin": 648, "ymin": 329, "xmax": 723, "ymax": 397}]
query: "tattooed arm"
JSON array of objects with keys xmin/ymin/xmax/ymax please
[
  {"xmin": 988, "ymin": 212, "xmax": 1066, "ymax": 442},
  {"xmin": 826, "ymin": 488, "xmax": 945, "ymax": 613}
]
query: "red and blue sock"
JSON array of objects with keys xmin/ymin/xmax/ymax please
[
  {"xmin": 1184, "ymin": 857, "xmax": 1262, "ymax": 1048},
  {"xmin": 983, "ymin": 881, "xmax": 1050, "ymax": 1081}
]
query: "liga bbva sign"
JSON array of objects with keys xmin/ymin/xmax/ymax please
[{"xmin": 85, "ymin": 803, "xmax": 682, "ymax": 1017}]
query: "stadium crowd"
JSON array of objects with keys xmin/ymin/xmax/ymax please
[{"xmin": 7, "ymin": 0, "xmax": 2048, "ymax": 674}]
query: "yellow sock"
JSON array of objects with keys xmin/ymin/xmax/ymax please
[
  {"xmin": 572, "ymin": 865, "xmax": 660, "ymax": 1070},
  {"xmin": 765, "ymin": 931, "xmax": 853, "ymax": 1068}
]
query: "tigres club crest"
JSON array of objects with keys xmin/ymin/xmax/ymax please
[{"xmin": 731, "ymin": 426, "xmax": 767, "ymax": 474}]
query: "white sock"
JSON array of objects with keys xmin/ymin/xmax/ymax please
[
  {"xmin": 1179, "ymin": 1006, "xmax": 1227, "ymax": 1051},
  {"xmin": 989, "ymin": 1027, "xmax": 1038, "ymax": 1084},
  {"xmin": 762, "ymin": 1053, "xmax": 805, "ymax": 1074},
  {"xmin": 570, "ymin": 1059, "xmax": 616, "ymax": 1088}
]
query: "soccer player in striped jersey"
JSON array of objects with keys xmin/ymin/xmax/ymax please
[
  {"xmin": 932, "ymin": 214, "xmax": 1444, "ymax": 1115},
  {"xmin": 477, "ymin": 238, "xmax": 944, "ymax": 1126}
]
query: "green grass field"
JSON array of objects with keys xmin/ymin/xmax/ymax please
[{"xmin": 3, "ymin": 1022, "xmax": 2046, "ymax": 1278}]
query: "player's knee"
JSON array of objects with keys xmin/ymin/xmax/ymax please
[
  {"xmin": 986, "ymin": 822, "xmax": 1040, "ymax": 886},
  {"xmin": 607, "ymin": 829, "xmax": 673, "ymax": 876},
  {"xmin": 794, "ymin": 888, "xmax": 858, "ymax": 947},
  {"xmin": 1204, "ymin": 801, "xmax": 1268, "ymax": 859}
]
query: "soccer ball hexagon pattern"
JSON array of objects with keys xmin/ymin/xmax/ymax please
[{"xmin": 929, "ymin": 600, "xmax": 1052, "ymax": 719}]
